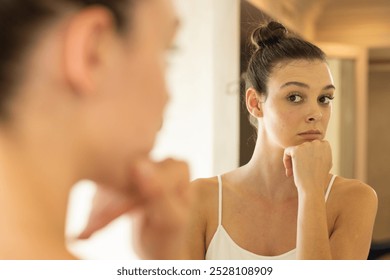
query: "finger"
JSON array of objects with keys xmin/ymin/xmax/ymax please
[
  {"xmin": 78, "ymin": 200, "xmax": 142, "ymax": 240},
  {"xmin": 133, "ymin": 158, "xmax": 190, "ymax": 198},
  {"xmin": 283, "ymin": 148, "xmax": 293, "ymax": 177},
  {"xmin": 77, "ymin": 188, "xmax": 143, "ymax": 239}
]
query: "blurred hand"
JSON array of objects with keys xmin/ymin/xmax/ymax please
[
  {"xmin": 78, "ymin": 158, "xmax": 192, "ymax": 259},
  {"xmin": 283, "ymin": 140, "xmax": 332, "ymax": 193}
]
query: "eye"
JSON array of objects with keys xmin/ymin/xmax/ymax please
[
  {"xmin": 287, "ymin": 94, "xmax": 303, "ymax": 103},
  {"xmin": 318, "ymin": 95, "xmax": 334, "ymax": 104}
]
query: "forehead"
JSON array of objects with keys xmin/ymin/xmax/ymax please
[
  {"xmin": 122, "ymin": 0, "xmax": 178, "ymax": 50},
  {"xmin": 269, "ymin": 60, "xmax": 333, "ymax": 88},
  {"xmin": 131, "ymin": 0, "xmax": 177, "ymax": 32}
]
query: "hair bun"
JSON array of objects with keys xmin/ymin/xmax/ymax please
[{"xmin": 251, "ymin": 21, "xmax": 287, "ymax": 50}]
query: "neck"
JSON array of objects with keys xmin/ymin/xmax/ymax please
[
  {"xmin": 240, "ymin": 131, "xmax": 297, "ymax": 199},
  {"xmin": 0, "ymin": 125, "xmax": 80, "ymax": 259}
]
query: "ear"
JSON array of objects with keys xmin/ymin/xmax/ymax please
[
  {"xmin": 246, "ymin": 87, "xmax": 263, "ymax": 118},
  {"xmin": 62, "ymin": 7, "xmax": 116, "ymax": 95}
]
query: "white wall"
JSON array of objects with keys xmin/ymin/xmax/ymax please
[
  {"xmin": 66, "ymin": 0, "xmax": 240, "ymax": 259},
  {"xmin": 153, "ymin": 0, "xmax": 240, "ymax": 177}
]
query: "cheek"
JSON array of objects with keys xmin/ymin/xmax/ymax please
[
  {"xmin": 322, "ymin": 108, "xmax": 331, "ymax": 127},
  {"xmin": 96, "ymin": 54, "xmax": 168, "ymax": 154},
  {"xmin": 263, "ymin": 105, "xmax": 303, "ymax": 147},
  {"xmin": 129, "ymin": 54, "xmax": 168, "ymax": 120},
  {"xmin": 123, "ymin": 53, "xmax": 168, "ymax": 144},
  {"xmin": 266, "ymin": 105, "xmax": 298, "ymax": 129}
]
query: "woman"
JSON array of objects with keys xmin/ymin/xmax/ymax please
[
  {"xmin": 188, "ymin": 21, "xmax": 378, "ymax": 260},
  {"xmin": 0, "ymin": 0, "xmax": 191, "ymax": 259}
]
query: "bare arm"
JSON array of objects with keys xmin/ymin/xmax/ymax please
[
  {"xmin": 297, "ymin": 180, "xmax": 377, "ymax": 259},
  {"xmin": 186, "ymin": 179, "xmax": 218, "ymax": 260},
  {"xmin": 296, "ymin": 189, "xmax": 332, "ymax": 259},
  {"xmin": 284, "ymin": 140, "xmax": 377, "ymax": 259},
  {"xmin": 186, "ymin": 202, "xmax": 207, "ymax": 259},
  {"xmin": 328, "ymin": 182, "xmax": 377, "ymax": 259}
]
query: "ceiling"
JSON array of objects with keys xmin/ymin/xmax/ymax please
[
  {"xmin": 246, "ymin": 0, "xmax": 390, "ymax": 60},
  {"xmin": 316, "ymin": 0, "xmax": 390, "ymax": 48}
]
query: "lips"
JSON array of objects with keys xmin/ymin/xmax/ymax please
[{"xmin": 298, "ymin": 130, "xmax": 322, "ymax": 140}]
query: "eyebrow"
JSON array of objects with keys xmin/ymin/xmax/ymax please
[{"xmin": 280, "ymin": 81, "xmax": 336, "ymax": 91}]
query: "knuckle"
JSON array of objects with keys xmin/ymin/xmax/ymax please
[{"xmin": 161, "ymin": 159, "xmax": 190, "ymax": 179}]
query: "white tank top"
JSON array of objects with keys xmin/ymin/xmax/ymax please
[{"xmin": 205, "ymin": 174, "xmax": 337, "ymax": 260}]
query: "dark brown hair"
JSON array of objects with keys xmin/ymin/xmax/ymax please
[
  {"xmin": 245, "ymin": 21, "xmax": 326, "ymax": 99},
  {"xmin": 0, "ymin": 0, "xmax": 132, "ymax": 119}
]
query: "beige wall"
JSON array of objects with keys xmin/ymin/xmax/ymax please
[{"xmin": 368, "ymin": 68, "xmax": 390, "ymax": 241}]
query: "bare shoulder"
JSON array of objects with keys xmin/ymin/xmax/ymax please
[
  {"xmin": 188, "ymin": 177, "xmax": 220, "ymax": 242},
  {"xmin": 333, "ymin": 176, "xmax": 377, "ymax": 198},
  {"xmin": 186, "ymin": 177, "xmax": 220, "ymax": 259},
  {"xmin": 191, "ymin": 176, "xmax": 219, "ymax": 191},
  {"xmin": 327, "ymin": 176, "xmax": 378, "ymax": 259},
  {"xmin": 190, "ymin": 177, "xmax": 219, "ymax": 209},
  {"xmin": 332, "ymin": 176, "xmax": 378, "ymax": 210}
]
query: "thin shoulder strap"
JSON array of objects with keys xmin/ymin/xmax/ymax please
[
  {"xmin": 325, "ymin": 174, "xmax": 337, "ymax": 202},
  {"xmin": 217, "ymin": 175, "xmax": 223, "ymax": 226}
]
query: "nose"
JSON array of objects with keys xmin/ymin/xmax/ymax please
[{"xmin": 306, "ymin": 105, "xmax": 323, "ymax": 123}]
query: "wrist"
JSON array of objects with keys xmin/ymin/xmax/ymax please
[{"xmin": 296, "ymin": 184, "xmax": 325, "ymax": 199}]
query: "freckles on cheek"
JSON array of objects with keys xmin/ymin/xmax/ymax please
[
  {"xmin": 274, "ymin": 109, "xmax": 296, "ymax": 131},
  {"xmin": 284, "ymin": 109, "xmax": 296, "ymax": 120}
]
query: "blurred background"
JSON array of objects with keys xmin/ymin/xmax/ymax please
[{"xmin": 66, "ymin": 0, "xmax": 390, "ymax": 259}]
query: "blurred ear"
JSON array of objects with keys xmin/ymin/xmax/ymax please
[
  {"xmin": 246, "ymin": 87, "xmax": 263, "ymax": 118},
  {"xmin": 63, "ymin": 7, "xmax": 116, "ymax": 95}
]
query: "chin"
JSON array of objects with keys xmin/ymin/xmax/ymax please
[{"xmin": 132, "ymin": 140, "xmax": 156, "ymax": 158}]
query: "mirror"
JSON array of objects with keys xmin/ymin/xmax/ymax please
[{"xmin": 241, "ymin": 0, "xmax": 390, "ymax": 259}]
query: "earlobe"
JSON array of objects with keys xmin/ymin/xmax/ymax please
[
  {"xmin": 62, "ymin": 7, "xmax": 115, "ymax": 95},
  {"xmin": 245, "ymin": 88, "xmax": 263, "ymax": 118}
]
